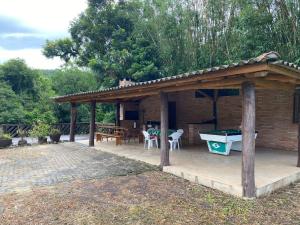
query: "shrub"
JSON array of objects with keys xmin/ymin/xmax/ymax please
[
  {"xmin": 17, "ymin": 128, "xmax": 27, "ymax": 138},
  {"xmin": 29, "ymin": 121, "xmax": 50, "ymax": 138},
  {"xmin": 49, "ymin": 128, "xmax": 61, "ymax": 136},
  {"xmin": 0, "ymin": 133, "xmax": 11, "ymax": 140}
]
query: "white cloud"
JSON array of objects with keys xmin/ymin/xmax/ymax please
[
  {"xmin": 0, "ymin": 0, "xmax": 87, "ymax": 34},
  {"xmin": 0, "ymin": 47, "xmax": 63, "ymax": 69},
  {"xmin": 0, "ymin": 33, "xmax": 47, "ymax": 38},
  {"xmin": 0, "ymin": 0, "xmax": 87, "ymax": 69}
]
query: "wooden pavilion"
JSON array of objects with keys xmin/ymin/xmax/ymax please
[{"xmin": 54, "ymin": 52, "xmax": 300, "ymax": 198}]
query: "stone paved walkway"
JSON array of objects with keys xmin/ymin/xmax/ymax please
[{"xmin": 0, "ymin": 143, "xmax": 157, "ymax": 194}]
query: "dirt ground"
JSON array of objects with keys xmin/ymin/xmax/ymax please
[{"xmin": 0, "ymin": 171, "xmax": 299, "ymax": 225}]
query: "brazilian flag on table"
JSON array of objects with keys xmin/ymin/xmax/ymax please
[
  {"xmin": 208, "ymin": 141, "xmax": 226, "ymax": 153},
  {"xmin": 148, "ymin": 129, "xmax": 175, "ymax": 136}
]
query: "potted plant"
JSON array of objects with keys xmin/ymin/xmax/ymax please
[
  {"xmin": 17, "ymin": 128, "xmax": 28, "ymax": 146},
  {"xmin": 0, "ymin": 131, "xmax": 12, "ymax": 148},
  {"xmin": 49, "ymin": 128, "xmax": 61, "ymax": 143},
  {"xmin": 29, "ymin": 121, "xmax": 50, "ymax": 144}
]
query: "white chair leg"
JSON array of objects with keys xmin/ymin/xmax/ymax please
[
  {"xmin": 148, "ymin": 140, "xmax": 151, "ymax": 149},
  {"xmin": 169, "ymin": 141, "xmax": 173, "ymax": 151},
  {"xmin": 144, "ymin": 141, "xmax": 147, "ymax": 149},
  {"xmin": 155, "ymin": 139, "xmax": 158, "ymax": 148}
]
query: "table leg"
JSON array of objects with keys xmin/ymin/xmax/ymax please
[{"xmin": 116, "ymin": 136, "xmax": 122, "ymax": 145}]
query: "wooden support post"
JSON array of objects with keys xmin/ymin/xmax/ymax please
[
  {"xmin": 298, "ymin": 121, "xmax": 300, "ymax": 167},
  {"xmin": 294, "ymin": 90, "xmax": 300, "ymax": 167},
  {"xmin": 213, "ymin": 90, "xmax": 218, "ymax": 130},
  {"xmin": 160, "ymin": 92, "xmax": 170, "ymax": 167},
  {"xmin": 70, "ymin": 103, "xmax": 77, "ymax": 142},
  {"xmin": 116, "ymin": 103, "xmax": 120, "ymax": 126},
  {"xmin": 89, "ymin": 101, "xmax": 96, "ymax": 147},
  {"xmin": 241, "ymin": 81, "xmax": 256, "ymax": 198}
]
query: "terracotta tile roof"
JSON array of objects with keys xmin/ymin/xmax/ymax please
[{"xmin": 54, "ymin": 52, "xmax": 300, "ymax": 101}]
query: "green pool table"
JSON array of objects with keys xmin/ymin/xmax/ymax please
[
  {"xmin": 147, "ymin": 129, "xmax": 175, "ymax": 137},
  {"xmin": 199, "ymin": 129, "xmax": 257, "ymax": 156}
]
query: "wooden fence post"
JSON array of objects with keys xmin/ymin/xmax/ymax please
[
  {"xmin": 160, "ymin": 92, "xmax": 170, "ymax": 167},
  {"xmin": 241, "ymin": 81, "xmax": 256, "ymax": 198},
  {"xmin": 70, "ymin": 103, "xmax": 77, "ymax": 142}
]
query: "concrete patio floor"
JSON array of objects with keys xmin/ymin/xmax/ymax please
[{"xmin": 90, "ymin": 139, "xmax": 300, "ymax": 197}]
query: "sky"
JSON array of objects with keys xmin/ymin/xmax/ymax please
[{"xmin": 0, "ymin": 0, "xmax": 87, "ymax": 69}]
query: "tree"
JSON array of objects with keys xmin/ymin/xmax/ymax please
[
  {"xmin": 43, "ymin": 0, "xmax": 162, "ymax": 86},
  {"xmin": 23, "ymin": 74, "xmax": 57, "ymax": 124},
  {"xmin": 0, "ymin": 59, "xmax": 56, "ymax": 125},
  {"xmin": 0, "ymin": 81, "xmax": 25, "ymax": 124},
  {"xmin": 0, "ymin": 58, "xmax": 38, "ymax": 96},
  {"xmin": 43, "ymin": 38, "xmax": 78, "ymax": 63},
  {"xmin": 43, "ymin": 0, "xmax": 300, "ymax": 84},
  {"xmin": 50, "ymin": 68, "xmax": 101, "ymax": 123}
]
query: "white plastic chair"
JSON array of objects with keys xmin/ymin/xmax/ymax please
[
  {"xmin": 176, "ymin": 129, "xmax": 184, "ymax": 147},
  {"xmin": 168, "ymin": 131, "xmax": 183, "ymax": 151},
  {"xmin": 142, "ymin": 131, "xmax": 158, "ymax": 149}
]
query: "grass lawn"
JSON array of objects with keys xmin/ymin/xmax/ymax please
[{"xmin": 0, "ymin": 171, "xmax": 299, "ymax": 225}]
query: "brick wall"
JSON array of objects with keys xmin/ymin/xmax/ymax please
[
  {"xmin": 217, "ymin": 90, "xmax": 297, "ymax": 150},
  {"xmin": 127, "ymin": 89, "xmax": 298, "ymax": 151},
  {"xmin": 256, "ymin": 90, "xmax": 297, "ymax": 150},
  {"xmin": 120, "ymin": 102, "xmax": 139, "ymax": 129}
]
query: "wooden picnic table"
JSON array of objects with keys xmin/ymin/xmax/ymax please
[{"xmin": 96, "ymin": 126, "xmax": 143, "ymax": 145}]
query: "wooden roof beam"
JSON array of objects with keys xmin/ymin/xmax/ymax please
[
  {"xmin": 265, "ymin": 74, "xmax": 298, "ymax": 83},
  {"xmin": 267, "ymin": 64, "xmax": 300, "ymax": 79},
  {"xmin": 255, "ymin": 79, "xmax": 295, "ymax": 90}
]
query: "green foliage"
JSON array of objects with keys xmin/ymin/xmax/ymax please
[
  {"xmin": 42, "ymin": 0, "xmax": 300, "ymax": 83},
  {"xmin": 102, "ymin": 110, "xmax": 115, "ymax": 123},
  {"xmin": 0, "ymin": 81, "xmax": 25, "ymax": 124},
  {"xmin": 51, "ymin": 68, "xmax": 98, "ymax": 95},
  {"xmin": 1, "ymin": 134, "xmax": 12, "ymax": 139},
  {"xmin": 96, "ymin": 103, "xmax": 116, "ymax": 123},
  {"xmin": 0, "ymin": 56, "xmax": 116, "ymax": 125},
  {"xmin": 24, "ymin": 74, "xmax": 57, "ymax": 124},
  {"xmin": 49, "ymin": 128, "xmax": 61, "ymax": 136},
  {"xmin": 43, "ymin": 38, "xmax": 78, "ymax": 63},
  {"xmin": 0, "ymin": 130, "xmax": 12, "ymax": 140},
  {"xmin": 50, "ymin": 67, "xmax": 99, "ymax": 123},
  {"xmin": 0, "ymin": 59, "xmax": 56, "ymax": 125},
  {"xmin": 44, "ymin": 0, "xmax": 162, "ymax": 85},
  {"xmin": 0, "ymin": 58, "xmax": 38, "ymax": 96},
  {"xmin": 17, "ymin": 128, "xmax": 27, "ymax": 138},
  {"xmin": 29, "ymin": 121, "xmax": 50, "ymax": 138}
]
